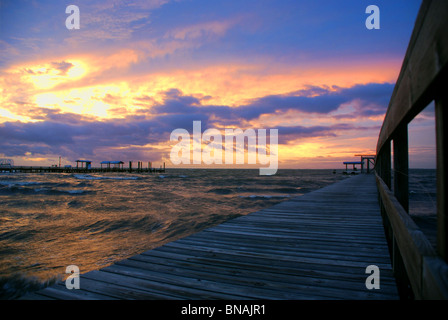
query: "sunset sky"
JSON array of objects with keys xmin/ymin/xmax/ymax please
[{"xmin": 0, "ymin": 0, "xmax": 434, "ymax": 169}]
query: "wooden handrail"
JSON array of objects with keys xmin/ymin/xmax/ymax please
[
  {"xmin": 375, "ymin": 0, "xmax": 448, "ymax": 299},
  {"xmin": 376, "ymin": 173, "xmax": 448, "ymax": 299}
]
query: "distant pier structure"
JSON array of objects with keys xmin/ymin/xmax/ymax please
[
  {"xmin": 100, "ymin": 161, "xmax": 124, "ymax": 171},
  {"xmin": 76, "ymin": 160, "xmax": 92, "ymax": 170},
  {"xmin": 343, "ymin": 154, "xmax": 376, "ymax": 174},
  {"xmin": 0, "ymin": 158, "xmax": 14, "ymax": 168},
  {"xmin": 0, "ymin": 159, "xmax": 166, "ymax": 174}
]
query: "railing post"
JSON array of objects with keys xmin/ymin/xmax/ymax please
[
  {"xmin": 435, "ymin": 92, "xmax": 448, "ymax": 262},
  {"xmin": 393, "ymin": 124, "xmax": 409, "ymax": 213},
  {"xmin": 382, "ymin": 141, "xmax": 392, "ymax": 190}
]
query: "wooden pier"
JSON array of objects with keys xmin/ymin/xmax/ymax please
[
  {"xmin": 21, "ymin": 174, "xmax": 398, "ymax": 300},
  {"xmin": 0, "ymin": 163, "xmax": 166, "ymax": 174}
]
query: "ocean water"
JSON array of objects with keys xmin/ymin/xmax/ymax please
[
  {"xmin": 408, "ymin": 169, "xmax": 437, "ymax": 247},
  {"xmin": 0, "ymin": 168, "xmax": 436, "ymax": 299},
  {"xmin": 0, "ymin": 168, "xmax": 348, "ymax": 299}
]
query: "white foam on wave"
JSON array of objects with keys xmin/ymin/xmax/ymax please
[
  {"xmin": 105, "ymin": 176, "xmax": 139, "ymax": 180},
  {"xmin": 74, "ymin": 174, "xmax": 102, "ymax": 180},
  {"xmin": 32, "ymin": 187, "xmax": 85, "ymax": 194},
  {"xmin": 74, "ymin": 174, "xmax": 139, "ymax": 181},
  {"xmin": 66, "ymin": 189, "xmax": 85, "ymax": 194},
  {"xmin": 238, "ymin": 194, "xmax": 291, "ymax": 199},
  {"xmin": 0, "ymin": 181, "xmax": 41, "ymax": 187}
]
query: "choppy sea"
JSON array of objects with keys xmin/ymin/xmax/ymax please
[{"xmin": 0, "ymin": 168, "xmax": 436, "ymax": 299}]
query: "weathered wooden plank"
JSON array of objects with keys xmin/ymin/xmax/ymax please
[
  {"xmin": 150, "ymin": 244, "xmax": 392, "ymax": 277},
  {"xmin": 113, "ymin": 257, "xmax": 396, "ymax": 300},
  {"xmin": 139, "ymin": 249, "xmax": 396, "ymax": 292},
  {"xmin": 217, "ymin": 221, "xmax": 386, "ymax": 233},
  {"xmin": 83, "ymin": 269, "xmax": 249, "ymax": 300},
  {"xmin": 133, "ymin": 248, "xmax": 398, "ymax": 289},
  {"xmin": 83, "ymin": 269, "xmax": 241, "ymax": 300},
  {"xmin": 221, "ymin": 210, "xmax": 385, "ymax": 222},
  {"xmin": 145, "ymin": 246, "xmax": 394, "ymax": 286},
  {"xmin": 177, "ymin": 236, "xmax": 390, "ymax": 262},
  {"xmin": 97, "ymin": 265, "xmax": 310, "ymax": 300},
  {"xmin": 107, "ymin": 262, "xmax": 342, "ymax": 300},
  {"xmin": 65, "ymin": 275, "xmax": 176, "ymax": 300},
  {"xmin": 219, "ymin": 215, "xmax": 382, "ymax": 223},
  {"xmin": 182, "ymin": 227, "xmax": 390, "ymax": 248},
  {"xmin": 206, "ymin": 223, "xmax": 388, "ymax": 240},
  {"xmin": 174, "ymin": 236, "xmax": 392, "ymax": 262},
  {"xmin": 379, "ymin": 142, "xmax": 392, "ymax": 189},
  {"xmin": 155, "ymin": 240, "xmax": 392, "ymax": 271},
  {"xmin": 21, "ymin": 282, "xmax": 112, "ymax": 300},
  {"xmin": 196, "ymin": 227, "xmax": 386, "ymax": 246},
  {"xmin": 207, "ymin": 224, "xmax": 387, "ymax": 239},
  {"xmin": 393, "ymin": 124, "xmax": 409, "ymax": 212}
]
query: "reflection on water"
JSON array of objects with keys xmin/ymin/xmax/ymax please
[{"xmin": 408, "ymin": 169, "xmax": 437, "ymax": 248}]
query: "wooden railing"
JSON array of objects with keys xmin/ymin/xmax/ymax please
[{"xmin": 375, "ymin": 0, "xmax": 448, "ymax": 299}]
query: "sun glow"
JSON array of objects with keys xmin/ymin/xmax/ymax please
[{"xmin": 17, "ymin": 60, "xmax": 88, "ymax": 90}]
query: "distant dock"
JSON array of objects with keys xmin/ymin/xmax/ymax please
[
  {"xmin": 342, "ymin": 154, "xmax": 376, "ymax": 175},
  {"xmin": 0, "ymin": 161, "xmax": 166, "ymax": 174}
]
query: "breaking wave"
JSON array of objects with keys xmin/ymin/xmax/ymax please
[
  {"xmin": 238, "ymin": 194, "xmax": 292, "ymax": 199},
  {"xmin": 0, "ymin": 273, "xmax": 60, "ymax": 300},
  {"xmin": 73, "ymin": 174, "xmax": 140, "ymax": 180}
]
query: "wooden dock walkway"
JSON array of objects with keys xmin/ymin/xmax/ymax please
[{"xmin": 21, "ymin": 174, "xmax": 399, "ymax": 300}]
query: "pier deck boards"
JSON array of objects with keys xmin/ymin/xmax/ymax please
[{"xmin": 21, "ymin": 174, "xmax": 399, "ymax": 300}]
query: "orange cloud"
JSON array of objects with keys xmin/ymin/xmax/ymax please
[{"xmin": 1, "ymin": 49, "xmax": 400, "ymax": 124}]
